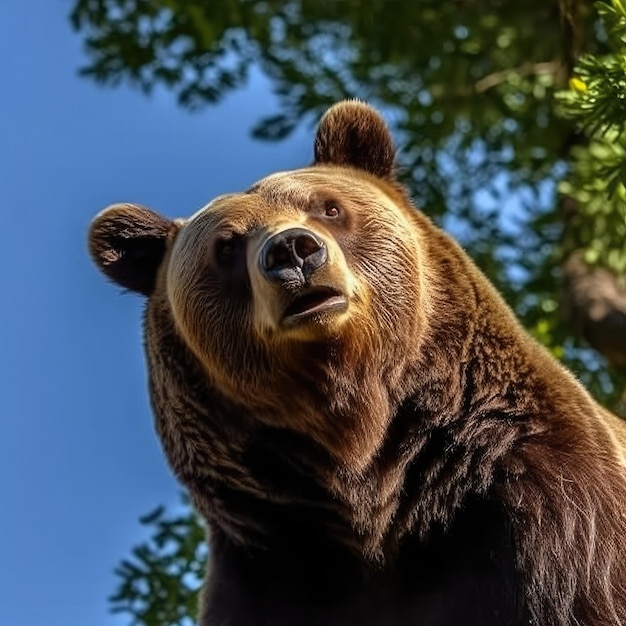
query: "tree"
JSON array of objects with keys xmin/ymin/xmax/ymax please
[
  {"xmin": 557, "ymin": 0, "xmax": 626, "ymax": 374},
  {"xmin": 71, "ymin": 1, "xmax": 626, "ymax": 623},
  {"xmin": 108, "ymin": 499, "xmax": 206, "ymax": 626}
]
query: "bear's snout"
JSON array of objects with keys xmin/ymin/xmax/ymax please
[{"xmin": 259, "ymin": 228, "xmax": 328, "ymax": 285}]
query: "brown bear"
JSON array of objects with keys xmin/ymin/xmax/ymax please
[{"xmin": 89, "ymin": 101, "xmax": 626, "ymax": 626}]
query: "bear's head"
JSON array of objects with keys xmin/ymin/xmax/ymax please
[{"xmin": 88, "ymin": 102, "xmax": 447, "ymax": 474}]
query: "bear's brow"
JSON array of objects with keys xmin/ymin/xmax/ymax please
[{"xmin": 258, "ymin": 180, "xmax": 314, "ymax": 207}]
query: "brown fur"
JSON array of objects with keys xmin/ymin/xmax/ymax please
[{"xmin": 89, "ymin": 100, "xmax": 626, "ymax": 625}]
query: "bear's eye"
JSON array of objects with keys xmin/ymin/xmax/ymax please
[
  {"xmin": 324, "ymin": 201, "xmax": 341, "ymax": 218},
  {"xmin": 214, "ymin": 237, "xmax": 238, "ymax": 267}
]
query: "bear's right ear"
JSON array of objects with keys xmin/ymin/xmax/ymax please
[{"xmin": 88, "ymin": 203, "xmax": 179, "ymax": 296}]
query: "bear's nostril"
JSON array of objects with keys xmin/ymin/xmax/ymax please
[
  {"xmin": 264, "ymin": 245, "xmax": 292, "ymax": 272},
  {"xmin": 293, "ymin": 234, "xmax": 322, "ymax": 262}
]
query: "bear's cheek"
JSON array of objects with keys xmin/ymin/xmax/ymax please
[
  {"xmin": 346, "ymin": 226, "xmax": 424, "ymax": 336},
  {"xmin": 164, "ymin": 246, "xmax": 252, "ymax": 380},
  {"xmin": 169, "ymin": 295, "xmax": 259, "ymax": 397}
]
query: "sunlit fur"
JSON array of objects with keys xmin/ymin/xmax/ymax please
[{"xmin": 89, "ymin": 100, "xmax": 626, "ymax": 626}]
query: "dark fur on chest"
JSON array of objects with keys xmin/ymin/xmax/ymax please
[
  {"xmin": 191, "ymin": 413, "xmax": 529, "ymax": 626},
  {"xmin": 203, "ymin": 496, "xmax": 528, "ymax": 626}
]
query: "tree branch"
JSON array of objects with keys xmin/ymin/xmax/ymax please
[{"xmin": 474, "ymin": 61, "xmax": 566, "ymax": 93}]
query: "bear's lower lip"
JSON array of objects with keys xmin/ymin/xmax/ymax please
[{"xmin": 281, "ymin": 288, "xmax": 348, "ymax": 326}]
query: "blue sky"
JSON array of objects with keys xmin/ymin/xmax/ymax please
[{"xmin": 0, "ymin": 3, "xmax": 310, "ymax": 625}]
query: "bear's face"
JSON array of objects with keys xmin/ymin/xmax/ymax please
[
  {"xmin": 89, "ymin": 102, "xmax": 431, "ymax": 465},
  {"xmin": 166, "ymin": 165, "xmax": 424, "ymax": 399}
]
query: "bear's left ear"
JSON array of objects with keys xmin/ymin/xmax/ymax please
[
  {"xmin": 88, "ymin": 203, "xmax": 179, "ymax": 296},
  {"xmin": 314, "ymin": 100, "xmax": 396, "ymax": 178}
]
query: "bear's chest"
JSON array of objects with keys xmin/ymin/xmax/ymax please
[{"xmin": 202, "ymin": 498, "xmax": 529, "ymax": 626}]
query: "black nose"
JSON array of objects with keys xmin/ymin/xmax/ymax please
[{"xmin": 260, "ymin": 228, "xmax": 328, "ymax": 283}]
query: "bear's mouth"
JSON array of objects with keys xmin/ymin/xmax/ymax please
[{"xmin": 281, "ymin": 287, "xmax": 348, "ymax": 326}]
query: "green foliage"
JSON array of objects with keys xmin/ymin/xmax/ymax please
[
  {"xmin": 557, "ymin": 0, "xmax": 626, "ymax": 275},
  {"xmin": 70, "ymin": 0, "xmax": 582, "ymax": 224},
  {"xmin": 559, "ymin": 134, "xmax": 626, "ymax": 273},
  {"xmin": 110, "ymin": 499, "xmax": 206, "ymax": 626},
  {"xmin": 560, "ymin": 0, "xmax": 626, "ymax": 136}
]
